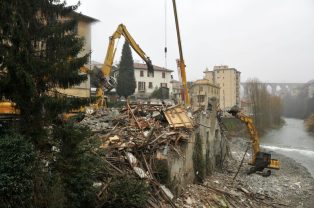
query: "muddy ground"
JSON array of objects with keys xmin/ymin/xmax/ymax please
[{"xmin": 173, "ymin": 137, "xmax": 314, "ymax": 208}]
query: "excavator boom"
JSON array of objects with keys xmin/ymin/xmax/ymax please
[
  {"xmin": 97, "ymin": 24, "xmax": 154, "ymax": 107},
  {"xmin": 228, "ymin": 106, "xmax": 280, "ymax": 176},
  {"xmin": 172, "ymin": 0, "xmax": 189, "ymax": 106}
]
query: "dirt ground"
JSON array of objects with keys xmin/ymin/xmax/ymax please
[{"xmin": 173, "ymin": 137, "xmax": 314, "ymax": 208}]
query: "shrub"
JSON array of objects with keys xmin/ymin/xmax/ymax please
[{"xmin": 0, "ymin": 133, "xmax": 35, "ymax": 208}]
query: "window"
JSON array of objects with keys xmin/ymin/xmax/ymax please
[
  {"xmin": 160, "ymin": 83, "xmax": 167, "ymax": 88},
  {"xmin": 162, "ymin": 72, "xmax": 165, "ymax": 78},
  {"xmin": 147, "ymin": 71, "xmax": 154, "ymax": 77},
  {"xmin": 140, "ymin": 70, "xmax": 144, "ymax": 77},
  {"xmin": 197, "ymin": 95, "xmax": 205, "ymax": 103},
  {"xmin": 149, "ymin": 82, "xmax": 153, "ymax": 89},
  {"xmin": 138, "ymin": 82, "xmax": 145, "ymax": 91},
  {"xmin": 199, "ymin": 86, "xmax": 203, "ymax": 91}
]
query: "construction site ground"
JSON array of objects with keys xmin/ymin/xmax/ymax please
[{"xmin": 174, "ymin": 137, "xmax": 314, "ymax": 208}]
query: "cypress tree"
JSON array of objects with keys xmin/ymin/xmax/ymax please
[{"xmin": 116, "ymin": 41, "xmax": 136, "ymax": 98}]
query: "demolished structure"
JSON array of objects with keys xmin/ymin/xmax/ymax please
[{"xmin": 79, "ymin": 101, "xmax": 228, "ymax": 207}]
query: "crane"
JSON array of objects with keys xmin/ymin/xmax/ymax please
[
  {"xmin": 98, "ymin": 24, "xmax": 154, "ymax": 107},
  {"xmin": 228, "ymin": 106, "xmax": 280, "ymax": 176},
  {"xmin": 171, "ymin": 0, "xmax": 190, "ymax": 106}
]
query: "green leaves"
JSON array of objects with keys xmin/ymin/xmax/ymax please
[{"xmin": 0, "ymin": 133, "xmax": 35, "ymax": 207}]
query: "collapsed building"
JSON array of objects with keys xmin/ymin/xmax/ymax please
[{"xmin": 79, "ymin": 101, "xmax": 228, "ymax": 207}]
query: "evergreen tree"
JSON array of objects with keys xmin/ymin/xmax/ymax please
[
  {"xmin": 0, "ymin": 1, "xmax": 100, "ymax": 207},
  {"xmin": 0, "ymin": 133, "xmax": 35, "ymax": 208},
  {"xmin": 116, "ymin": 41, "xmax": 136, "ymax": 98},
  {"xmin": 0, "ymin": 0, "xmax": 89, "ymax": 140}
]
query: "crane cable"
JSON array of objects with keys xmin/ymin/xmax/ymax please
[{"xmin": 164, "ymin": 0, "xmax": 168, "ymax": 69}]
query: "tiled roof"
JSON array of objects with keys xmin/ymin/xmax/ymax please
[
  {"xmin": 134, "ymin": 63, "xmax": 173, "ymax": 72},
  {"xmin": 193, "ymin": 79, "xmax": 220, "ymax": 88}
]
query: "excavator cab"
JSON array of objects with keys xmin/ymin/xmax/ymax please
[{"xmin": 248, "ymin": 152, "xmax": 280, "ymax": 177}]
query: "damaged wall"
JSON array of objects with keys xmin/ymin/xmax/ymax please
[{"xmin": 158, "ymin": 108, "xmax": 228, "ymax": 196}]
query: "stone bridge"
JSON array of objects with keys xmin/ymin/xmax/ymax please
[{"xmin": 240, "ymin": 82, "xmax": 305, "ymax": 96}]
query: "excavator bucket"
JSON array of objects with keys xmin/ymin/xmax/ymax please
[
  {"xmin": 146, "ymin": 58, "xmax": 154, "ymax": 73},
  {"xmin": 227, "ymin": 105, "xmax": 240, "ymax": 116}
]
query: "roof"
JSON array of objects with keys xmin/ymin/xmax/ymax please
[
  {"xmin": 192, "ymin": 79, "xmax": 220, "ymax": 88},
  {"xmin": 204, "ymin": 66, "xmax": 240, "ymax": 73},
  {"xmin": 134, "ymin": 63, "xmax": 173, "ymax": 72},
  {"xmin": 70, "ymin": 12, "xmax": 99, "ymax": 23}
]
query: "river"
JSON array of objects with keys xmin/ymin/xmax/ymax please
[{"xmin": 261, "ymin": 118, "xmax": 314, "ymax": 177}]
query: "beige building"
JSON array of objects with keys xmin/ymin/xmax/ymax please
[
  {"xmin": 57, "ymin": 13, "xmax": 98, "ymax": 98},
  {"xmin": 204, "ymin": 65, "xmax": 240, "ymax": 110},
  {"xmin": 190, "ymin": 79, "xmax": 220, "ymax": 111}
]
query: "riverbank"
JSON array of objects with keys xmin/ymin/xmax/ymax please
[{"xmin": 173, "ymin": 137, "xmax": 314, "ymax": 208}]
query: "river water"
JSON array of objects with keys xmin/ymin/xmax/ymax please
[{"xmin": 261, "ymin": 118, "xmax": 314, "ymax": 177}]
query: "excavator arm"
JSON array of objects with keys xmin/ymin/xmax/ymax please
[
  {"xmin": 228, "ymin": 106, "xmax": 280, "ymax": 176},
  {"xmin": 97, "ymin": 24, "xmax": 154, "ymax": 107},
  {"xmin": 228, "ymin": 110, "xmax": 260, "ymax": 164}
]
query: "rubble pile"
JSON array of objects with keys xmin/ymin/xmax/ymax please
[
  {"xmin": 174, "ymin": 137, "xmax": 314, "ymax": 208},
  {"xmin": 174, "ymin": 172, "xmax": 291, "ymax": 208},
  {"xmin": 80, "ymin": 103, "xmax": 195, "ymax": 207}
]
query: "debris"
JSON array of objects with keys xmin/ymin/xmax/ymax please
[
  {"xmin": 160, "ymin": 184, "xmax": 174, "ymax": 200},
  {"xmin": 80, "ymin": 103, "xmax": 194, "ymax": 207},
  {"xmin": 163, "ymin": 104, "xmax": 194, "ymax": 128}
]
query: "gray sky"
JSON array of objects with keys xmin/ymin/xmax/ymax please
[{"xmin": 68, "ymin": 0, "xmax": 314, "ymax": 83}]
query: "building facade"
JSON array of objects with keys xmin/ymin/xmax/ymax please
[
  {"xmin": 170, "ymin": 80, "xmax": 182, "ymax": 103},
  {"xmin": 133, "ymin": 63, "xmax": 173, "ymax": 98},
  {"xmin": 204, "ymin": 65, "xmax": 240, "ymax": 110},
  {"xmin": 190, "ymin": 79, "xmax": 220, "ymax": 111},
  {"xmin": 57, "ymin": 13, "xmax": 98, "ymax": 98}
]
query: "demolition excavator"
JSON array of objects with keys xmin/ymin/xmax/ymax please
[
  {"xmin": 97, "ymin": 23, "xmax": 154, "ymax": 107},
  {"xmin": 228, "ymin": 106, "xmax": 280, "ymax": 176},
  {"xmin": 0, "ymin": 24, "xmax": 154, "ymax": 123}
]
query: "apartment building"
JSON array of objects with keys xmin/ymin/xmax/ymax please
[
  {"xmin": 190, "ymin": 79, "xmax": 220, "ymax": 111},
  {"xmin": 57, "ymin": 13, "xmax": 98, "ymax": 98},
  {"xmin": 134, "ymin": 63, "xmax": 173, "ymax": 98},
  {"xmin": 170, "ymin": 80, "xmax": 182, "ymax": 102},
  {"xmin": 204, "ymin": 65, "xmax": 240, "ymax": 109}
]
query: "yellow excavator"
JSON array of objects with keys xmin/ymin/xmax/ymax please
[
  {"xmin": 0, "ymin": 24, "xmax": 154, "ymax": 122},
  {"xmin": 0, "ymin": 98, "xmax": 20, "ymax": 126},
  {"xmin": 228, "ymin": 106, "xmax": 280, "ymax": 176},
  {"xmin": 97, "ymin": 23, "xmax": 154, "ymax": 107}
]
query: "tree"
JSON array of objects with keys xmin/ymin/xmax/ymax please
[
  {"xmin": 116, "ymin": 41, "xmax": 136, "ymax": 98},
  {"xmin": 0, "ymin": 1, "xmax": 98, "ymax": 207},
  {"xmin": 53, "ymin": 123, "xmax": 102, "ymax": 208},
  {"xmin": 150, "ymin": 87, "xmax": 169, "ymax": 99},
  {"xmin": 0, "ymin": 0, "xmax": 89, "ymax": 140},
  {"xmin": 244, "ymin": 79, "xmax": 283, "ymax": 134},
  {"xmin": 0, "ymin": 133, "xmax": 35, "ymax": 208}
]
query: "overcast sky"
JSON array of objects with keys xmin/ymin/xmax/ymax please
[{"xmin": 68, "ymin": 0, "xmax": 314, "ymax": 83}]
